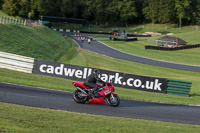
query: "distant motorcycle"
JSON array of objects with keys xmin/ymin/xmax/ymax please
[
  {"xmin": 72, "ymin": 81, "xmax": 120, "ymax": 107},
  {"xmin": 88, "ymin": 38, "xmax": 91, "ymax": 44}
]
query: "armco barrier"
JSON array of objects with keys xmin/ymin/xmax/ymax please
[
  {"xmin": 0, "ymin": 51, "xmax": 34, "ymax": 73},
  {"xmin": 166, "ymin": 79, "xmax": 192, "ymax": 97}
]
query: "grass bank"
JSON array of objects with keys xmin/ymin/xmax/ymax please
[
  {"xmin": 0, "ymin": 102, "xmax": 200, "ymax": 133},
  {"xmin": 0, "ymin": 24, "xmax": 72, "ymax": 61}
]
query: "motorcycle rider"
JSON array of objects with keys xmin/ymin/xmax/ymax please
[{"xmin": 85, "ymin": 69, "xmax": 105, "ymax": 98}]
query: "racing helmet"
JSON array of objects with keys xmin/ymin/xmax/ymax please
[{"xmin": 93, "ymin": 69, "xmax": 100, "ymax": 77}]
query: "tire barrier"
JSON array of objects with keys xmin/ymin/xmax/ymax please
[
  {"xmin": 111, "ymin": 37, "xmax": 138, "ymax": 41},
  {"xmin": 145, "ymin": 44, "xmax": 200, "ymax": 51}
]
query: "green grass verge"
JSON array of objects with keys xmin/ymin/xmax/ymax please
[
  {"xmin": 0, "ymin": 102, "xmax": 200, "ymax": 133},
  {"xmin": 100, "ymin": 31, "xmax": 200, "ymax": 66},
  {"xmin": 126, "ymin": 24, "xmax": 200, "ymax": 33}
]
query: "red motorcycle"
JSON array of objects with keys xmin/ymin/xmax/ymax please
[{"xmin": 72, "ymin": 81, "xmax": 120, "ymax": 107}]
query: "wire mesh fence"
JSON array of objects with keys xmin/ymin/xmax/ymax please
[{"xmin": 0, "ymin": 16, "xmax": 42, "ymax": 27}]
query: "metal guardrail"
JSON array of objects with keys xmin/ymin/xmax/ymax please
[
  {"xmin": 166, "ymin": 79, "xmax": 192, "ymax": 97},
  {"xmin": 0, "ymin": 51, "xmax": 34, "ymax": 73}
]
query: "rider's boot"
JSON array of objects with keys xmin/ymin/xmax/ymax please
[
  {"xmin": 94, "ymin": 91, "xmax": 102, "ymax": 98},
  {"xmin": 91, "ymin": 87, "xmax": 102, "ymax": 98}
]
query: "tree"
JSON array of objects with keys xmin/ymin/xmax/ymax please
[
  {"xmin": 118, "ymin": 0, "xmax": 137, "ymax": 27},
  {"xmin": 2, "ymin": 0, "xmax": 21, "ymax": 16},
  {"xmin": 0, "ymin": 0, "xmax": 3, "ymax": 10},
  {"xmin": 143, "ymin": 0, "xmax": 159, "ymax": 28},
  {"xmin": 157, "ymin": 0, "xmax": 174, "ymax": 24},
  {"xmin": 82, "ymin": 0, "xmax": 96, "ymax": 21},
  {"xmin": 1, "ymin": 0, "xmax": 199, "ymax": 27},
  {"xmin": 134, "ymin": 0, "xmax": 145, "ymax": 24},
  {"xmin": 18, "ymin": 0, "xmax": 31, "ymax": 17},
  {"xmin": 106, "ymin": 0, "xmax": 121, "ymax": 25},
  {"xmin": 194, "ymin": 0, "xmax": 200, "ymax": 25},
  {"xmin": 45, "ymin": 0, "xmax": 62, "ymax": 17},
  {"xmin": 30, "ymin": 0, "xmax": 49, "ymax": 19},
  {"xmin": 189, "ymin": 0, "xmax": 200, "ymax": 25},
  {"xmin": 61, "ymin": 0, "xmax": 83, "ymax": 18},
  {"xmin": 156, "ymin": 0, "xmax": 175, "ymax": 29},
  {"xmin": 174, "ymin": 0, "xmax": 192, "ymax": 28},
  {"xmin": 95, "ymin": 0, "xmax": 111, "ymax": 25}
]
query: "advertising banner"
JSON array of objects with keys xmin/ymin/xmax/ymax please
[{"xmin": 33, "ymin": 59, "xmax": 167, "ymax": 93}]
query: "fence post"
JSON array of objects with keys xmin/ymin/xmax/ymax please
[
  {"xmin": 2, "ymin": 16, "xmax": 5, "ymax": 24},
  {"xmin": 21, "ymin": 19, "xmax": 23, "ymax": 26},
  {"xmin": 8, "ymin": 17, "xmax": 10, "ymax": 24},
  {"xmin": 39, "ymin": 20, "xmax": 42, "ymax": 27},
  {"xmin": 15, "ymin": 18, "xmax": 17, "ymax": 24},
  {"xmin": 12, "ymin": 17, "xmax": 14, "ymax": 24},
  {"xmin": 4, "ymin": 16, "xmax": 7, "ymax": 23},
  {"xmin": 6, "ymin": 17, "xmax": 9, "ymax": 24},
  {"xmin": 24, "ymin": 19, "xmax": 27, "ymax": 26}
]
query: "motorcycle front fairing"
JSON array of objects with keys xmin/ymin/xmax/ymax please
[
  {"xmin": 88, "ymin": 87, "xmax": 113, "ymax": 104},
  {"xmin": 88, "ymin": 97, "xmax": 106, "ymax": 104}
]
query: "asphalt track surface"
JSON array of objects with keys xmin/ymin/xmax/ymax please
[
  {"xmin": 65, "ymin": 32, "xmax": 200, "ymax": 73},
  {"xmin": 1, "ymin": 82, "xmax": 200, "ymax": 125}
]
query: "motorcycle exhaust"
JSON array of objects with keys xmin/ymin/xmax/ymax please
[{"xmin": 76, "ymin": 86, "xmax": 87, "ymax": 94}]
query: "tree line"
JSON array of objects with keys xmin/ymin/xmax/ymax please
[{"xmin": 1, "ymin": 0, "xmax": 200, "ymax": 27}]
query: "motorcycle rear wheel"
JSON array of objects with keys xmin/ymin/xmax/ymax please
[
  {"xmin": 73, "ymin": 90, "xmax": 88, "ymax": 104},
  {"xmin": 106, "ymin": 94, "xmax": 120, "ymax": 107}
]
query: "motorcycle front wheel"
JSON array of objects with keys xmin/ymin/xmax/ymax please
[
  {"xmin": 106, "ymin": 94, "xmax": 120, "ymax": 107},
  {"xmin": 73, "ymin": 90, "xmax": 88, "ymax": 104}
]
